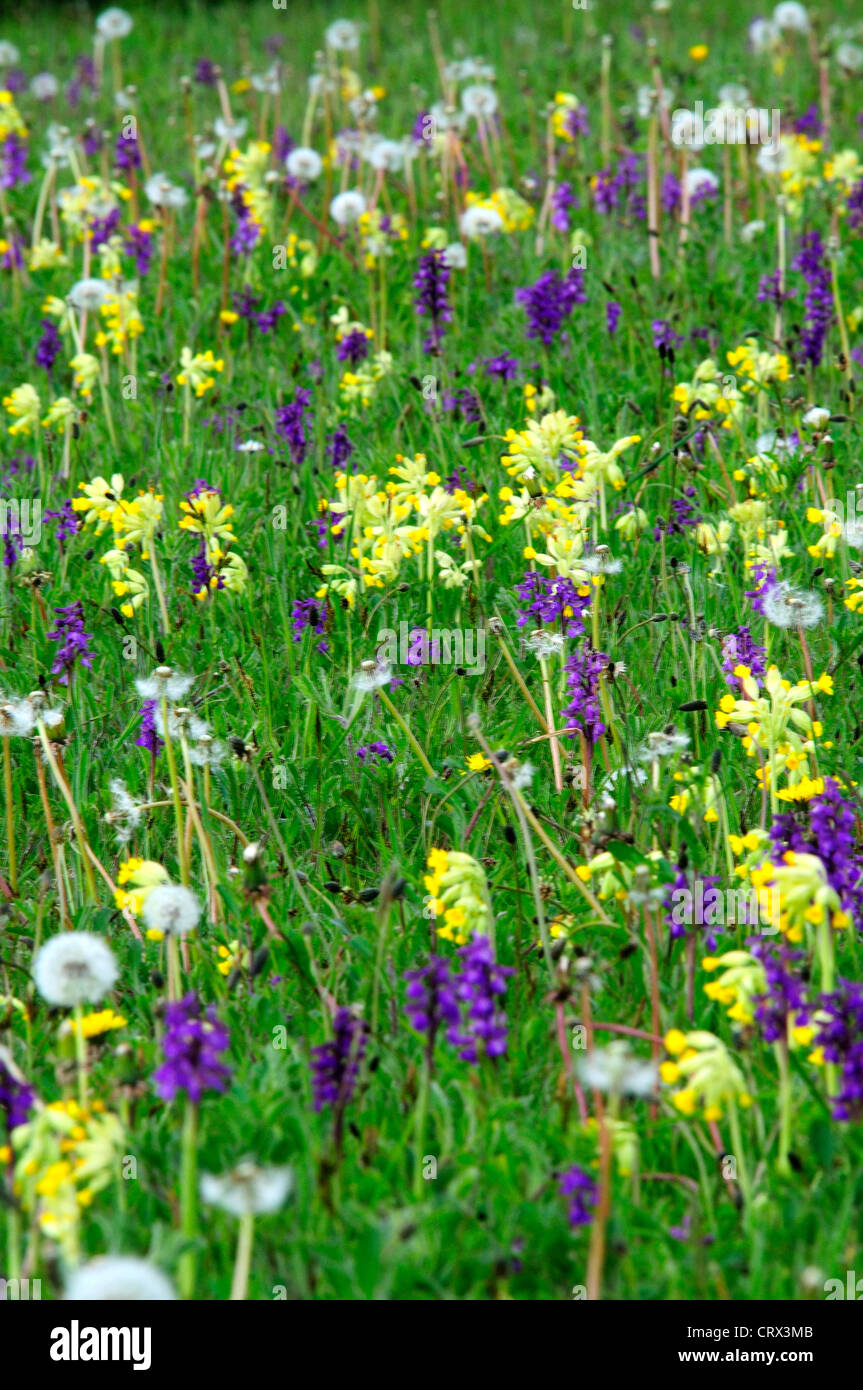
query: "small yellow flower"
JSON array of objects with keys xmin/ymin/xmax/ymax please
[{"xmin": 465, "ymin": 753, "xmax": 491, "ymax": 773}]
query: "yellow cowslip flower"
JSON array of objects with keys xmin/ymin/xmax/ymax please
[
  {"xmin": 12, "ymin": 1100, "xmax": 125, "ymax": 1264},
  {"xmin": 28, "ymin": 239, "xmax": 69, "ymax": 270},
  {"xmin": 338, "ymin": 351, "xmax": 393, "ymax": 411},
  {"xmin": 615, "ymin": 507, "xmax": 648, "ymax": 540},
  {"xmin": 71, "ymin": 473, "xmax": 125, "ymax": 530},
  {"xmin": 662, "ymin": 1029, "xmax": 752, "ymax": 1121},
  {"xmin": 216, "ymin": 940, "xmax": 250, "ymax": 977},
  {"xmin": 573, "ymin": 848, "xmax": 667, "ymax": 903},
  {"xmin": 727, "ymin": 338, "xmax": 791, "ymax": 388},
  {"xmin": 217, "ymin": 549, "xmax": 249, "ymax": 596},
  {"xmin": 176, "ymin": 346, "xmax": 224, "ymax": 398},
  {"xmin": 845, "ymin": 576, "xmax": 863, "ymax": 614},
  {"xmin": 695, "ymin": 519, "xmax": 733, "ymax": 556},
  {"xmin": 487, "ymin": 186, "xmax": 534, "ymax": 232},
  {"xmin": 112, "ymin": 489, "xmax": 164, "ymax": 558},
  {"xmin": 3, "ymin": 383, "xmax": 41, "ymax": 437},
  {"xmin": 552, "ymin": 92, "xmax": 585, "ymax": 143},
  {"xmin": 179, "ymin": 488, "xmax": 235, "ymax": 546},
  {"xmin": 424, "ymin": 848, "xmax": 491, "ymax": 944},
  {"xmin": 584, "ymin": 1114, "xmax": 640, "ymax": 1178},
  {"xmin": 0, "ymin": 90, "xmax": 27, "ymax": 141},
  {"xmin": 702, "ymin": 950, "xmax": 768, "ymax": 1025},
  {"xmin": 580, "ymin": 432, "xmax": 642, "ymax": 492},
  {"xmin": 100, "ymin": 548, "xmax": 149, "ymax": 616},
  {"xmin": 98, "ymin": 288, "xmax": 144, "ymax": 354},
  {"xmin": 715, "ymin": 664, "xmax": 828, "ymax": 789},
  {"xmin": 358, "ymin": 208, "xmax": 408, "ymax": 264},
  {"xmin": 823, "ymin": 149, "xmax": 862, "ymax": 191},
  {"xmin": 114, "ymin": 856, "xmax": 169, "ymax": 915},
  {"xmin": 70, "ymin": 352, "xmax": 101, "ymax": 401},
  {"xmin": 768, "ymin": 850, "xmax": 842, "ymax": 941},
  {"xmin": 41, "ymin": 396, "xmax": 76, "ymax": 433},
  {"xmin": 502, "ymin": 411, "xmax": 586, "ymax": 486}
]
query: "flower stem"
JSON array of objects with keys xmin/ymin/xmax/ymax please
[
  {"xmin": 774, "ymin": 1039, "xmax": 793, "ymax": 1178},
  {"xmin": 413, "ymin": 1053, "xmax": 430, "ymax": 1200},
  {"xmin": 179, "ymin": 1099, "xmax": 199, "ymax": 1299},
  {"xmin": 73, "ymin": 1002, "xmax": 88, "ymax": 1111},
  {"xmin": 161, "ymin": 700, "xmax": 189, "ymax": 885},
  {"xmin": 3, "ymin": 735, "xmax": 16, "ymax": 894},
  {"xmin": 230, "ymin": 1210, "xmax": 255, "ymax": 1300},
  {"xmin": 148, "ymin": 544, "xmax": 172, "ymax": 637},
  {"xmin": 377, "ymin": 688, "xmax": 434, "ymax": 777},
  {"xmin": 36, "ymin": 721, "xmax": 98, "ymax": 905},
  {"xmin": 726, "ymin": 1098, "xmax": 752, "ymax": 1207}
]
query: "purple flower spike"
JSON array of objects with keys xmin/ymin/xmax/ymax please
[{"xmin": 152, "ymin": 992, "xmax": 232, "ymax": 1102}]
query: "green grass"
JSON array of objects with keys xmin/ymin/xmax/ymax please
[{"xmin": 1, "ymin": 0, "xmax": 862, "ymax": 1301}]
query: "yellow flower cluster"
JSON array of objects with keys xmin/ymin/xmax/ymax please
[
  {"xmin": 358, "ymin": 208, "xmax": 408, "ymax": 266},
  {"xmin": 715, "ymin": 664, "xmax": 831, "ymax": 792},
  {"xmin": 96, "ymin": 286, "xmax": 144, "ymax": 354},
  {"xmin": 114, "ymin": 856, "xmax": 170, "ymax": 916},
  {"xmin": 463, "ymin": 186, "xmax": 534, "ymax": 233},
  {"xmin": 12, "ymin": 1099, "xmax": 125, "ymax": 1261},
  {"xmin": 424, "ymin": 847, "xmax": 491, "ymax": 944},
  {"xmin": 0, "ymin": 89, "xmax": 27, "ymax": 141},
  {"xmin": 99, "ymin": 548, "xmax": 149, "ymax": 617},
  {"xmin": 2, "ymin": 383, "xmax": 41, "ymax": 437},
  {"xmin": 215, "ymin": 940, "xmax": 250, "ymax": 976},
  {"xmin": 317, "ymin": 455, "xmax": 488, "ymax": 604},
  {"xmin": 551, "ymin": 92, "xmax": 584, "ymax": 143},
  {"xmin": 177, "ymin": 346, "xmax": 224, "ymax": 397},
  {"xmin": 223, "ymin": 141, "xmax": 273, "ymax": 238},
  {"xmin": 62, "ymin": 1008, "xmax": 127, "ymax": 1039},
  {"xmin": 662, "ymin": 1028, "xmax": 752, "ymax": 1121}
]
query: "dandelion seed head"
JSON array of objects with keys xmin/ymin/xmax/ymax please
[
  {"xmin": 525, "ymin": 630, "xmax": 565, "ymax": 660},
  {"xmin": 200, "ymin": 1160, "xmax": 294, "ymax": 1216},
  {"xmin": 763, "ymin": 581, "xmax": 824, "ymax": 630},
  {"xmin": 141, "ymin": 884, "xmax": 202, "ymax": 937},
  {"xmin": 0, "ymin": 699, "xmax": 35, "ymax": 738},
  {"xmin": 135, "ymin": 667, "xmax": 194, "ymax": 702},
  {"xmin": 577, "ymin": 1041, "xmax": 658, "ymax": 1097},
  {"xmin": 353, "ymin": 658, "xmax": 392, "ymax": 692},
  {"xmin": 67, "ymin": 278, "xmax": 110, "ymax": 312},
  {"xmin": 33, "ymin": 932, "xmax": 119, "ymax": 1008},
  {"xmin": 459, "ymin": 204, "xmax": 504, "ymax": 240},
  {"xmin": 330, "ymin": 189, "xmax": 367, "ymax": 226},
  {"xmin": 95, "ymin": 7, "xmax": 134, "ymax": 40},
  {"xmin": 286, "ymin": 146, "xmax": 323, "ymax": 182},
  {"xmin": 64, "ymin": 1256, "xmax": 175, "ymax": 1301},
  {"xmin": 325, "ymin": 19, "xmax": 360, "ymax": 51}
]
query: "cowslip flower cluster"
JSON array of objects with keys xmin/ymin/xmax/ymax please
[
  {"xmin": 714, "ymin": 664, "xmax": 832, "ymax": 793},
  {"xmin": 661, "ymin": 1028, "xmax": 753, "ymax": 1121},
  {"xmin": 176, "ymin": 346, "xmax": 224, "ymax": 397},
  {"xmin": 11, "ymin": 1099, "xmax": 125, "ymax": 1261},
  {"xmin": 179, "ymin": 481, "xmax": 248, "ymax": 601},
  {"xmin": 423, "ymin": 848, "xmax": 491, "ymax": 944}
]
